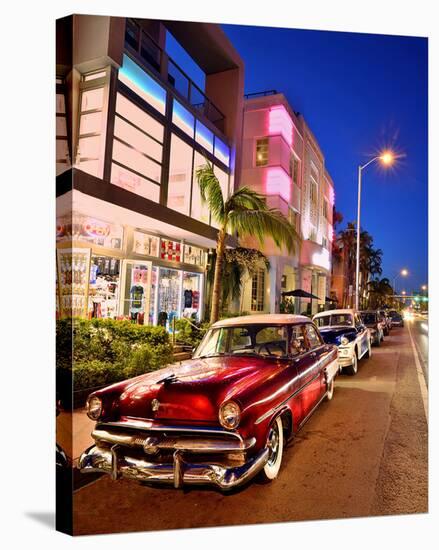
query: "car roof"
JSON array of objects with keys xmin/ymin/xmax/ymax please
[
  {"xmin": 313, "ymin": 309, "xmax": 355, "ymax": 319},
  {"xmin": 212, "ymin": 314, "xmax": 312, "ymax": 328}
]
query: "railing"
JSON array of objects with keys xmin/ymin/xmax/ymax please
[
  {"xmin": 125, "ymin": 19, "xmax": 225, "ymax": 128},
  {"xmin": 244, "ymin": 90, "xmax": 278, "ymax": 99}
]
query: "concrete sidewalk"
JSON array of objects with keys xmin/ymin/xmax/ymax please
[{"xmin": 57, "ymin": 408, "xmax": 94, "ymax": 465}]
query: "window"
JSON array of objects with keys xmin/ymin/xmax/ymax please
[
  {"xmin": 111, "ymin": 93, "xmax": 164, "ymax": 200},
  {"xmin": 195, "ymin": 120, "xmax": 214, "ymax": 153},
  {"xmin": 76, "ymin": 85, "xmax": 106, "ymax": 177},
  {"xmin": 56, "ymin": 89, "xmax": 70, "ymax": 175},
  {"xmin": 214, "ymin": 137, "xmax": 230, "ymax": 167},
  {"xmin": 305, "ymin": 324, "xmax": 322, "ymax": 349},
  {"xmin": 255, "ymin": 138, "xmax": 269, "ymax": 167},
  {"xmin": 191, "ymin": 151, "xmax": 211, "ymax": 225},
  {"xmin": 323, "ymin": 199, "xmax": 329, "ymax": 220},
  {"xmin": 290, "ymin": 156, "xmax": 300, "ymax": 184},
  {"xmin": 168, "ymin": 134, "xmax": 193, "ymax": 215},
  {"xmin": 322, "ymin": 236, "xmax": 328, "ymax": 249},
  {"xmin": 290, "ymin": 325, "xmax": 307, "ymax": 355},
  {"xmin": 172, "ymin": 99, "xmax": 195, "ymax": 138},
  {"xmin": 251, "ymin": 268, "xmax": 266, "ymax": 312},
  {"xmin": 118, "ymin": 54, "xmax": 166, "ymax": 115}
]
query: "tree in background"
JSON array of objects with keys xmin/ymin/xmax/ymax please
[{"xmin": 196, "ymin": 161, "xmax": 299, "ymax": 323}]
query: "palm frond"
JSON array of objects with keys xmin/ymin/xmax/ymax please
[
  {"xmin": 228, "ymin": 208, "xmax": 298, "ymax": 253},
  {"xmin": 195, "ymin": 161, "xmax": 225, "ymax": 224},
  {"xmin": 225, "ymin": 186, "xmax": 268, "ymax": 213}
]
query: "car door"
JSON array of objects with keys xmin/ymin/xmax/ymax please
[
  {"xmin": 293, "ymin": 323, "xmax": 325, "ymax": 424},
  {"xmin": 354, "ymin": 314, "xmax": 368, "ymax": 357}
]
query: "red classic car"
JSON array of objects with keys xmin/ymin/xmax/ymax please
[{"xmin": 79, "ymin": 314, "xmax": 338, "ymax": 490}]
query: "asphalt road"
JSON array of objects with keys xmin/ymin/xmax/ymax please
[
  {"xmin": 73, "ymin": 325, "xmax": 428, "ymax": 536},
  {"xmin": 409, "ymin": 315, "xmax": 429, "ymax": 385}
]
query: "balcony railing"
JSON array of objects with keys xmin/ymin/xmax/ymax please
[
  {"xmin": 125, "ymin": 19, "xmax": 225, "ymax": 129},
  {"xmin": 244, "ymin": 90, "xmax": 278, "ymax": 99}
]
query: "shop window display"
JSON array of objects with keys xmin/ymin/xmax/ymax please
[
  {"xmin": 121, "ymin": 261, "xmax": 152, "ymax": 324},
  {"xmin": 133, "ymin": 231, "xmax": 159, "ymax": 256},
  {"xmin": 56, "ymin": 215, "xmax": 123, "ymax": 250},
  {"xmin": 57, "ymin": 248, "xmax": 91, "ymax": 318},
  {"xmin": 160, "ymin": 239, "xmax": 182, "ymax": 262},
  {"xmin": 157, "ymin": 268, "xmax": 181, "ymax": 329},
  {"xmin": 182, "ymin": 272, "xmax": 202, "ymax": 320},
  {"xmin": 88, "ymin": 256, "xmax": 120, "ymax": 319},
  {"xmin": 183, "ymin": 244, "xmax": 206, "ymax": 267}
]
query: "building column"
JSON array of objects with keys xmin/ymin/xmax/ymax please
[{"xmin": 268, "ymin": 256, "xmax": 286, "ymax": 313}]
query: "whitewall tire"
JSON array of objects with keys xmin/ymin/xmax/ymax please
[
  {"xmin": 345, "ymin": 351, "xmax": 358, "ymax": 376},
  {"xmin": 326, "ymin": 377, "xmax": 335, "ymax": 400},
  {"xmin": 261, "ymin": 416, "xmax": 284, "ymax": 481}
]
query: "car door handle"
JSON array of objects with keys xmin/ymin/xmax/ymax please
[{"xmin": 310, "ymin": 352, "xmax": 317, "ymax": 359}]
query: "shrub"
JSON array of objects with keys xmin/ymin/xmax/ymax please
[
  {"xmin": 56, "ymin": 318, "xmax": 173, "ymax": 406},
  {"xmin": 174, "ymin": 318, "xmax": 209, "ymax": 348}
]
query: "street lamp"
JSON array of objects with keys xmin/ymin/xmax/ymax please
[
  {"xmin": 393, "ymin": 268, "xmax": 409, "ymax": 294},
  {"xmin": 421, "ymin": 284, "xmax": 427, "ymax": 291},
  {"xmin": 355, "ymin": 151, "xmax": 395, "ymax": 310}
]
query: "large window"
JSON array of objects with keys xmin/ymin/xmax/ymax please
[
  {"xmin": 191, "ymin": 151, "xmax": 211, "ymax": 225},
  {"xmin": 111, "ymin": 93, "xmax": 163, "ymax": 202},
  {"xmin": 77, "ymin": 85, "xmax": 106, "ymax": 177},
  {"xmin": 251, "ymin": 268, "xmax": 266, "ymax": 312},
  {"xmin": 56, "ymin": 86, "xmax": 70, "ymax": 175},
  {"xmin": 168, "ymin": 134, "xmax": 193, "ymax": 215},
  {"xmin": 256, "ymin": 138, "xmax": 269, "ymax": 167}
]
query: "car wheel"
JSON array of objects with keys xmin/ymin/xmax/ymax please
[
  {"xmin": 326, "ymin": 377, "xmax": 335, "ymax": 400},
  {"xmin": 345, "ymin": 351, "xmax": 358, "ymax": 376},
  {"xmin": 260, "ymin": 416, "xmax": 284, "ymax": 481},
  {"xmin": 375, "ymin": 334, "xmax": 381, "ymax": 347}
]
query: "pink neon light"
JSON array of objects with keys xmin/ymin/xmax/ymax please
[
  {"xmin": 265, "ymin": 167, "xmax": 291, "ymax": 203},
  {"xmin": 329, "ymin": 185, "xmax": 335, "ymax": 205},
  {"xmin": 268, "ymin": 105, "xmax": 293, "ymax": 146}
]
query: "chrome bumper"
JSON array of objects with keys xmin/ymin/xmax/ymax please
[{"xmin": 79, "ymin": 444, "xmax": 269, "ymax": 491}]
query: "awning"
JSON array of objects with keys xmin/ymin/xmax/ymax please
[{"xmin": 282, "ymin": 289, "xmax": 320, "ymax": 299}]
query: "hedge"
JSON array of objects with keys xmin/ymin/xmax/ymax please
[{"xmin": 56, "ymin": 318, "xmax": 173, "ymax": 408}]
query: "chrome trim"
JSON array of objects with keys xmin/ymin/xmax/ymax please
[
  {"xmin": 255, "ymin": 371, "xmax": 321, "ymax": 425},
  {"xmin": 79, "ymin": 444, "xmax": 269, "ymax": 491},
  {"xmin": 97, "ymin": 420, "xmax": 245, "ymax": 443},
  {"xmin": 91, "ymin": 428, "xmax": 256, "ymax": 453}
]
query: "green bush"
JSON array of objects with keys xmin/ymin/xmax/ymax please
[
  {"xmin": 174, "ymin": 318, "xmax": 209, "ymax": 348},
  {"xmin": 57, "ymin": 318, "xmax": 173, "ymax": 406}
]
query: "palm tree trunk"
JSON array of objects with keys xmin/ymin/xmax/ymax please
[{"xmin": 210, "ymin": 228, "xmax": 226, "ymax": 324}]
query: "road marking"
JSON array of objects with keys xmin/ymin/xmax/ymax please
[{"xmin": 407, "ymin": 322, "xmax": 428, "ymax": 422}]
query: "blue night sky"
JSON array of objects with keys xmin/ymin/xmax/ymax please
[{"xmin": 167, "ymin": 25, "xmax": 428, "ymax": 293}]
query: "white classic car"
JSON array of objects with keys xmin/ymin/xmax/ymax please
[{"xmin": 312, "ymin": 309, "xmax": 372, "ymax": 375}]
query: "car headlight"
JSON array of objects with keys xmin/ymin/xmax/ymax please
[
  {"xmin": 219, "ymin": 401, "xmax": 241, "ymax": 430},
  {"xmin": 86, "ymin": 396, "xmax": 102, "ymax": 420},
  {"xmin": 340, "ymin": 336, "xmax": 349, "ymax": 346}
]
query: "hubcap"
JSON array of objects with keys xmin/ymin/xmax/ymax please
[{"xmin": 267, "ymin": 424, "xmax": 280, "ymax": 466}]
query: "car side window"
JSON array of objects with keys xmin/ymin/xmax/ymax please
[
  {"xmin": 290, "ymin": 324, "xmax": 308, "ymax": 356},
  {"xmin": 305, "ymin": 324, "xmax": 323, "ymax": 350}
]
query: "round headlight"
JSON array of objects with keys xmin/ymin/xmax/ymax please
[
  {"xmin": 340, "ymin": 336, "xmax": 349, "ymax": 346},
  {"xmin": 219, "ymin": 401, "xmax": 241, "ymax": 430},
  {"xmin": 86, "ymin": 396, "xmax": 102, "ymax": 420}
]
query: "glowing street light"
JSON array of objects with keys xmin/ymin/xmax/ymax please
[
  {"xmin": 421, "ymin": 284, "xmax": 427, "ymax": 291},
  {"xmin": 402, "ymin": 290, "xmax": 406, "ymax": 295},
  {"xmin": 354, "ymin": 150, "xmax": 396, "ymax": 310},
  {"xmin": 393, "ymin": 268, "xmax": 408, "ymax": 294}
]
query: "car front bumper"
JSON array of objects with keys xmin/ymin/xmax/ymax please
[
  {"xmin": 78, "ymin": 424, "xmax": 269, "ymax": 491},
  {"xmin": 337, "ymin": 345, "xmax": 355, "ymax": 367}
]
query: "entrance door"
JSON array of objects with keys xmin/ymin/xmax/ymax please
[{"xmin": 120, "ymin": 260, "xmax": 153, "ymax": 324}]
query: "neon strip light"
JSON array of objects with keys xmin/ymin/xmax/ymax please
[
  {"xmin": 119, "ymin": 54, "xmax": 166, "ymax": 114},
  {"xmin": 265, "ymin": 167, "xmax": 291, "ymax": 203},
  {"xmin": 268, "ymin": 105, "xmax": 293, "ymax": 146},
  {"xmin": 214, "ymin": 138, "xmax": 230, "ymax": 167},
  {"xmin": 172, "ymin": 99, "xmax": 195, "ymax": 138}
]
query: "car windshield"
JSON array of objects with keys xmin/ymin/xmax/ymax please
[
  {"xmin": 194, "ymin": 325, "xmax": 289, "ymax": 359},
  {"xmin": 390, "ymin": 312, "xmax": 401, "ymax": 320},
  {"xmin": 361, "ymin": 313, "xmax": 376, "ymax": 324},
  {"xmin": 314, "ymin": 314, "xmax": 353, "ymax": 328}
]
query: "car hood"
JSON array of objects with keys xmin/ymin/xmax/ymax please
[
  {"xmin": 112, "ymin": 356, "xmax": 281, "ymax": 423},
  {"xmin": 318, "ymin": 326, "xmax": 357, "ymax": 345}
]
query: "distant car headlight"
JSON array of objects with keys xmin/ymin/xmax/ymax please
[
  {"xmin": 219, "ymin": 401, "xmax": 241, "ymax": 430},
  {"xmin": 86, "ymin": 396, "xmax": 102, "ymax": 420},
  {"xmin": 340, "ymin": 336, "xmax": 349, "ymax": 346}
]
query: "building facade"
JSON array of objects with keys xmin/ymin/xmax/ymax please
[
  {"xmin": 56, "ymin": 15, "xmax": 244, "ymax": 329},
  {"xmin": 239, "ymin": 92, "xmax": 334, "ymax": 316}
]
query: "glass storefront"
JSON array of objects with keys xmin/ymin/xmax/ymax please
[{"xmin": 88, "ymin": 256, "xmax": 121, "ymax": 319}]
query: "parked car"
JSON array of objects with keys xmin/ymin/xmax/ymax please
[
  {"xmin": 79, "ymin": 314, "xmax": 338, "ymax": 491},
  {"xmin": 360, "ymin": 311, "xmax": 385, "ymax": 345},
  {"xmin": 388, "ymin": 310, "xmax": 404, "ymax": 327},
  {"xmin": 313, "ymin": 309, "xmax": 371, "ymax": 375},
  {"xmin": 377, "ymin": 309, "xmax": 392, "ymax": 335}
]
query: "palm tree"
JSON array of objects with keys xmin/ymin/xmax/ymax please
[
  {"xmin": 196, "ymin": 161, "xmax": 299, "ymax": 323},
  {"xmin": 367, "ymin": 277, "xmax": 393, "ymax": 309}
]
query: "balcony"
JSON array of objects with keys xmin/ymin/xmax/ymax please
[
  {"xmin": 300, "ymin": 240, "xmax": 331, "ymax": 273},
  {"xmin": 125, "ymin": 19, "xmax": 225, "ymax": 131}
]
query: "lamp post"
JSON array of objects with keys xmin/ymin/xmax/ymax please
[
  {"xmin": 355, "ymin": 151, "xmax": 394, "ymax": 310},
  {"xmin": 393, "ymin": 268, "xmax": 408, "ymax": 295}
]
